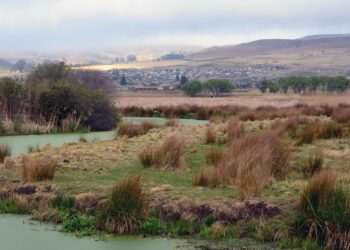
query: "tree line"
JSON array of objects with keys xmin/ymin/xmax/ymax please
[
  {"xmin": 258, "ymin": 76, "xmax": 350, "ymax": 94},
  {"xmin": 0, "ymin": 61, "xmax": 118, "ymax": 131},
  {"xmin": 181, "ymin": 79, "xmax": 234, "ymax": 97}
]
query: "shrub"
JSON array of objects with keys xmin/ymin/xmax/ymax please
[
  {"xmin": 302, "ymin": 150, "xmax": 324, "ymax": 178},
  {"xmin": 294, "ymin": 171, "xmax": 350, "ymax": 249},
  {"xmin": 139, "ymin": 136, "xmax": 186, "ymax": 170},
  {"xmin": 97, "ymin": 176, "xmax": 148, "ymax": 234},
  {"xmin": 205, "ymin": 146, "xmax": 225, "ymax": 166},
  {"xmin": 227, "ymin": 119, "xmax": 244, "ymax": 144},
  {"xmin": 21, "ymin": 155, "xmax": 58, "ymax": 182},
  {"xmin": 204, "ymin": 127, "xmax": 216, "ymax": 144},
  {"xmin": 0, "ymin": 142, "xmax": 11, "ymax": 163}
]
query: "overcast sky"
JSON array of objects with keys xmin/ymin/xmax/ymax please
[{"xmin": 1, "ymin": 0, "xmax": 350, "ymax": 52}]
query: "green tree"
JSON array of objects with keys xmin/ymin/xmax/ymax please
[
  {"xmin": 181, "ymin": 81, "xmax": 202, "ymax": 97},
  {"xmin": 203, "ymin": 79, "xmax": 234, "ymax": 97},
  {"xmin": 259, "ymin": 80, "xmax": 272, "ymax": 93},
  {"xmin": 0, "ymin": 77, "xmax": 25, "ymax": 118}
]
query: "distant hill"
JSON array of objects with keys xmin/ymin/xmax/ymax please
[
  {"xmin": 189, "ymin": 35, "xmax": 350, "ymax": 60},
  {"xmin": 0, "ymin": 59, "xmax": 13, "ymax": 69}
]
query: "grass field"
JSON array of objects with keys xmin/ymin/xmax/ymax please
[{"xmin": 1, "ymin": 95, "xmax": 350, "ymax": 248}]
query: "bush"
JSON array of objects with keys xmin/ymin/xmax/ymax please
[
  {"xmin": 21, "ymin": 155, "xmax": 58, "ymax": 182},
  {"xmin": 0, "ymin": 142, "xmax": 11, "ymax": 163},
  {"xmin": 302, "ymin": 150, "xmax": 324, "ymax": 178},
  {"xmin": 139, "ymin": 136, "xmax": 185, "ymax": 170},
  {"xmin": 181, "ymin": 80, "xmax": 203, "ymax": 97},
  {"xmin": 97, "ymin": 176, "xmax": 148, "ymax": 234},
  {"xmin": 204, "ymin": 127, "xmax": 216, "ymax": 144},
  {"xmin": 294, "ymin": 171, "xmax": 350, "ymax": 249}
]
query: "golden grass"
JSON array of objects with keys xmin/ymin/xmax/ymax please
[
  {"xmin": 204, "ymin": 127, "xmax": 216, "ymax": 144},
  {"xmin": 21, "ymin": 155, "xmax": 59, "ymax": 182},
  {"xmin": 139, "ymin": 135, "xmax": 186, "ymax": 170}
]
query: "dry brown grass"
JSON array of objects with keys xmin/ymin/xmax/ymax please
[
  {"xmin": 193, "ymin": 167, "xmax": 221, "ymax": 188},
  {"xmin": 227, "ymin": 119, "xmax": 244, "ymax": 144},
  {"xmin": 204, "ymin": 127, "xmax": 216, "ymax": 144},
  {"xmin": 164, "ymin": 118, "xmax": 179, "ymax": 127},
  {"xmin": 213, "ymin": 131, "xmax": 290, "ymax": 199},
  {"xmin": 302, "ymin": 150, "xmax": 324, "ymax": 178},
  {"xmin": 117, "ymin": 121, "xmax": 158, "ymax": 138},
  {"xmin": 21, "ymin": 155, "xmax": 58, "ymax": 182},
  {"xmin": 3, "ymin": 157, "xmax": 16, "ymax": 169},
  {"xmin": 205, "ymin": 146, "xmax": 225, "ymax": 166},
  {"xmin": 139, "ymin": 135, "xmax": 186, "ymax": 170}
]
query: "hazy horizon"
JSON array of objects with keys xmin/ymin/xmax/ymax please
[{"xmin": 1, "ymin": 0, "xmax": 350, "ymax": 55}]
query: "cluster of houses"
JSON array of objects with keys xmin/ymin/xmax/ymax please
[{"xmin": 105, "ymin": 64, "xmax": 287, "ymax": 91}]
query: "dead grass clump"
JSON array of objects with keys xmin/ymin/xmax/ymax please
[
  {"xmin": 332, "ymin": 108, "xmax": 350, "ymax": 123},
  {"xmin": 227, "ymin": 119, "xmax": 244, "ymax": 144},
  {"xmin": 0, "ymin": 142, "xmax": 11, "ymax": 163},
  {"xmin": 193, "ymin": 167, "xmax": 221, "ymax": 188},
  {"xmin": 97, "ymin": 176, "xmax": 148, "ymax": 234},
  {"xmin": 139, "ymin": 136, "xmax": 186, "ymax": 170},
  {"xmin": 3, "ymin": 157, "xmax": 16, "ymax": 169},
  {"xmin": 295, "ymin": 171, "xmax": 350, "ymax": 249},
  {"xmin": 297, "ymin": 124, "xmax": 317, "ymax": 145},
  {"xmin": 302, "ymin": 150, "xmax": 324, "ymax": 178},
  {"xmin": 215, "ymin": 131, "xmax": 290, "ymax": 199},
  {"xmin": 117, "ymin": 121, "xmax": 157, "ymax": 138},
  {"xmin": 21, "ymin": 155, "xmax": 58, "ymax": 182},
  {"xmin": 138, "ymin": 147, "xmax": 154, "ymax": 168},
  {"xmin": 317, "ymin": 121, "xmax": 343, "ymax": 139},
  {"xmin": 205, "ymin": 127, "xmax": 216, "ymax": 144},
  {"xmin": 206, "ymin": 146, "xmax": 225, "ymax": 166}
]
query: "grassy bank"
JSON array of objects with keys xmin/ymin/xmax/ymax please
[{"xmin": 0, "ymin": 114, "xmax": 349, "ymax": 249}]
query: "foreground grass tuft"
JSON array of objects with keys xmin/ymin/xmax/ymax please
[
  {"xmin": 21, "ymin": 155, "xmax": 58, "ymax": 182},
  {"xmin": 97, "ymin": 176, "xmax": 148, "ymax": 234},
  {"xmin": 294, "ymin": 171, "xmax": 350, "ymax": 249}
]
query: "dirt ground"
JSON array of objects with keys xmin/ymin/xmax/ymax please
[{"xmin": 117, "ymin": 91, "xmax": 350, "ymax": 108}]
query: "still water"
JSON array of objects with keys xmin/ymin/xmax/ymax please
[
  {"xmin": 0, "ymin": 117, "xmax": 208, "ymax": 157},
  {"xmin": 0, "ymin": 215, "xmax": 193, "ymax": 250}
]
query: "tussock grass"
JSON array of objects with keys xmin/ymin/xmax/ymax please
[
  {"xmin": 0, "ymin": 142, "xmax": 11, "ymax": 163},
  {"xmin": 227, "ymin": 119, "xmax": 244, "ymax": 144},
  {"xmin": 205, "ymin": 146, "xmax": 225, "ymax": 166},
  {"xmin": 297, "ymin": 121, "xmax": 343, "ymax": 145},
  {"xmin": 204, "ymin": 127, "xmax": 216, "ymax": 144},
  {"xmin": 97, "ymin": 176, "xmax": 148, "ymax": 234},
  {"xmin": 213, "ymin": 131, "xmax": 290, "ymax": 199},
  {"xmin": 139, "ymin": 136, "xmax": 186, "ymax": 170},
  {"xmin": 117, "ymin": 121, "xmax": 158, "ymax": 138},
  {"xmin": 302, "ymin": 150, "xmax": 324, "ymax": 178},
  {"xmin": 3, "ymin": 157, "xmax": 16, "ymax": 169},
  {"xmin": 21, "ymin": 155, "xmax": 58, "ymax": 182},
  {"xmin": 193, "ymin": 167, "xmax": 220, "ymax": 188},
  {"xmin": 295, "ymin": 171, "xmax": 350, "ymax": 249}
]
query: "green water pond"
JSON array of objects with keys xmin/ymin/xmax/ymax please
[{"xmin": 0, "ymin": 117, "xmax": 208, "ymax": 157}]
